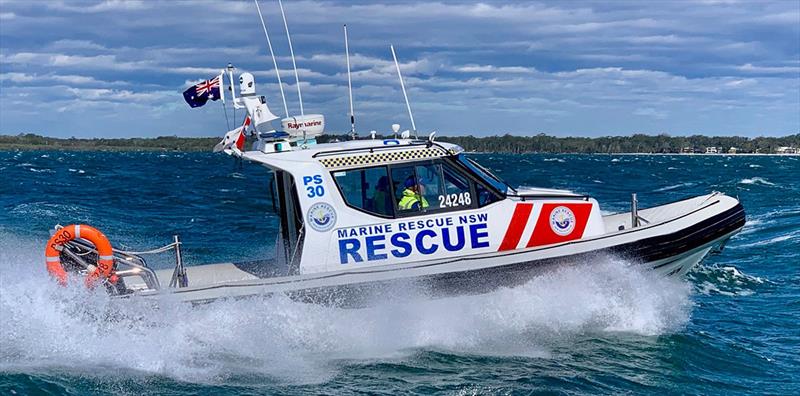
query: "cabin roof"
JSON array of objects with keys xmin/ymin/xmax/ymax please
[{"xmin": 242, "ymin": 138, "xmax": 464, "ymax": 171}]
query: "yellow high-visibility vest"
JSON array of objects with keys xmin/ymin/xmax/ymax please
[{"xmin": 398, "ymin": 188, "xmax": 429, "ymax": 210}]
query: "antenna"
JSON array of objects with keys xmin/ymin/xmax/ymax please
[
  {"xmin": 390, "ymin": 45, "xmax": 417, "ymax": 138},
  {"xmin": 254, "ymin": 0, "xmax": 289, "ymax": 117},
  {"xmin": 278, "ymin": 0, "xmax": 304, "ymax": 116},
  {"xmin": 344, "ymin": 24, "xmax": 355, "ymax": 139}
]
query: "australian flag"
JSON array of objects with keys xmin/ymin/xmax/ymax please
[{"xmin": 183, "ymin": 75, "xmax": 222, "ymax": 108}]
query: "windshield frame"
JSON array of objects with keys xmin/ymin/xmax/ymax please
[{"xmin": 455, "ymin": 154, "xmax": 516, "ymax": 194}]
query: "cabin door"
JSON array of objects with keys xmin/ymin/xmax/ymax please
[{"xmin": 272, "ymin": 170, "xmax": 304, "ymax": 274}]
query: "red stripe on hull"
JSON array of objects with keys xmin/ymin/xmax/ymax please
[{"xmin": 498, "ymin": 203, "xmax": 534, "ymax": 251}]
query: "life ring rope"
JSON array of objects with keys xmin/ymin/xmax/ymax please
[{"xmin": 45, "ymin": 224, "xmax": 116, "ymax": 286}]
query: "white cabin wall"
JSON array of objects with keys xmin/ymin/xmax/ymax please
[{"xmin": 582, "ymin": 198, "xmax": 606, "ymax": 238}]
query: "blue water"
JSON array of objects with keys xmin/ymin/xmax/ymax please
[{"xmin": 1, "ymin": 151, "xmax": 798, "ymax": 395}]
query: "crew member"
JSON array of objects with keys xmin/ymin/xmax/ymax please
[{"xmin": 398, "ymin": 176, "xmax": 429, "ymax": 211}]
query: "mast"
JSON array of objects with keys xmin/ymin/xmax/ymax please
[
  {"xmin": 344, "ymin": 24, "xmax": 355, "ymax": 138},
  {"xmin": 390, "ymin": 45, "xmax": 417, "ymax": 137},
  {"xmin": 254, "ymin": 0, "xmax": 289, "ymax": 117},
  {"xmin": 278, "ymin": 0, "xmax": 304, "ymax": 116}
]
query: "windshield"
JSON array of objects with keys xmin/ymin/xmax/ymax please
[{"xmin": 456, "ymin": 154, "xmax": 515, "ymax": 194}]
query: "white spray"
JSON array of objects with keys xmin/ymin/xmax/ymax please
[{"xmin": 0, "ymin": 232, "xmax": 692, "ymax": 385}]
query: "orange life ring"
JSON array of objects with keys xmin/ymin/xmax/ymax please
[{"xmin": 45, "ymin": 224, "xmax": 116, "ymax": 286}]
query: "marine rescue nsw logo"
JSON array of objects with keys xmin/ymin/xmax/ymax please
[
  {"xmin": 549, "ymin": 206, "xmax": 577, "ymax": 236},
  {"xmin": 307, "ymin": 202, "xmax": 337, "ymax": 232}
]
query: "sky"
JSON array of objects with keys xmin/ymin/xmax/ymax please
[{"xmin": 0, "ymin": 0, "xmax": 798, "ymax": 138}]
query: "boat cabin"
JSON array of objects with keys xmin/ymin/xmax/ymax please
[{"xmin": 243, "ymin": 138, "xmax": 606, "ymax": 275}]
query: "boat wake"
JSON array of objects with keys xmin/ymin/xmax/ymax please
[{"xmin": 0, "ymin": 232, "xmax": 692, "ymax": 385}]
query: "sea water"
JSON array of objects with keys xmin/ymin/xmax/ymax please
[{"xmin": 0, "ymin": 151, "xmax": 798, "ymax": 395}]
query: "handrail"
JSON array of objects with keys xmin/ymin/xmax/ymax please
[
  {"xmin": 65, "ymin": 238, "xmax": 161, "ymax": 291},
  {"xmin": 509, "ymin": 194, "xmax": 590, "ymax": 201}
]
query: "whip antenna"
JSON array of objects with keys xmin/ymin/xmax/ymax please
[
  {"xmin": 278, "ymin": 0, "xmax": 304, "ymax": 115},
  {"xmin": 344, "ymin": 24, "xmax": 355, "ymax": 139},
  {"xmin": 254, "ymin": 0, "xmax": 288, "ymax": 117},
  {"xmin": 390, "ymin": 45, "xmax": 416, "ymax": 138}
]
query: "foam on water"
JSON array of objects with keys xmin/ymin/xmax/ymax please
[
  {"xmin": 9, "ymin": 202, "xmax": 90, "ymax": 218},
  {"xmin": 738, "ymin": 177, "xmax": 775, "ymax": 186},
  {"xmin": 654, "ymin": 182, "xmax": 695, "ymax": 192},
  {"xmin": 0, "ymin": 232, "xmax": 692, "ymax": 385},
  {"xmin": 689, "ymin": 265, "xmax": 767, "ymax": 297},
  {"xmin": 732, "ymin": 230, "xmax": 800, "ymax": 249}
]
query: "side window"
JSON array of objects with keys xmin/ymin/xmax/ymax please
[
  {"xmin": 332, "ymin": 166, "xmax": 394, "ymax": 217},
  {"xmin": 448, "ymin": 159, "xmax": 501, "ymax": 208},
  {"xmin": 440, "ymin": 163, "xmax": 472, "ymax": 208},
  {"xmin": 415, "ymin": 163, "xmax": 442, "ymax": 210},
  {"xmin": 475, "ymin": 182, "xmax": 499, "ymax": 207},
  {"xmin": 392, "ymin": 161, "xmax": 482, "ymax": 215}
]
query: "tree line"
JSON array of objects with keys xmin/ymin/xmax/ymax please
[
  {"xmin": 327, "ymin": 133, "xmax": 800, "ymax": 154},
  {"xmin": 2, "ymin": 132, "xmax": 798, "ymax": 153},
  {"xmin": 0, "ymin": 133, "xmax": 219, "ymax": 151}
]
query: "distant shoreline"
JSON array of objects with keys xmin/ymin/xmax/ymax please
[
  {"xmin": 1, "ymin": 133, "xmax": 798, "ymax": 155},
  {"xmin": 613, "ymin": 152, "xmax": 800, "ymax": 156},
  {"xmin": 2, "ymin": 147, "xmax": 797, "ymax": 156}
]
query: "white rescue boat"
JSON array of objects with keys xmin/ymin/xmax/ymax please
[{"xmin": 46, "ymin": 134, "xmax": 745, "ymax": 306}]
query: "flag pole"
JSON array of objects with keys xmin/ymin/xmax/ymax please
[
  {"xmin": 226, "ymin": 63, "xmax": 237, "ymax": 124},
  {"xmin": 219, "ymin": 69, "xmax": 231, "ymax": 130}
]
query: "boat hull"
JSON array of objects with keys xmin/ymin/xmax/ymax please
[{"xmin": 129, "ymin": 194, "xmax": 745, "ymax": 307}]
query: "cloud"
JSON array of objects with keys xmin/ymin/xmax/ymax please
[
  {"xmin": 45, "ymin": 0, "xmax": 151, "ymax": 13},
  {"xmin": 46, "ymin": 39, "xmax": 108, "ymax": 51},
  {"xmin": 0, "ymin": 0, "xmax": 798, "ymax": 137},
  {"xmin": 1, "ymin": 52, "xmax": 150, "ymax": 71},
  {"xmin": 0, "ymin": 72, "xmax": 127, "ymax": 86},
  {"xmin": 452, "ymin": 64, "xmax": 538, "ymax": 74},
  {"xmin": 736, "ymin": 63, "xmax": 800, "ymax": 75},
  {"xmin": 633, "ymin": 107, "xmax": 669, "ymax": 119}
]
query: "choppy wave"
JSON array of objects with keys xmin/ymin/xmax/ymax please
[
  {"xmin": 0, "ymin": 233, "xmax": 691, "ymax": 385},
  {"xmin": 738, "ymin": 177, "xmax": 775, "ymax": 186},
  {"xmin": 654, "ymin": 182, "xmax": 695, "ymax": 192},
  {"xmin": 27, "ymin": 168, "xmax": 54, "ymax": 174},
  {"xmin": 9, "ymin": 202, "xmax": 89, "ymax": 219},
  {"xmin": 689, "ymin": 265, "xmax": 767, "ymax": 297},
  {"xmin": 732, "ymin": 230, "xmax": 800, "ymax": 249},
  {"xmin": 738, "ymin": 218, "xmax": 764, "ymax": 236}
]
